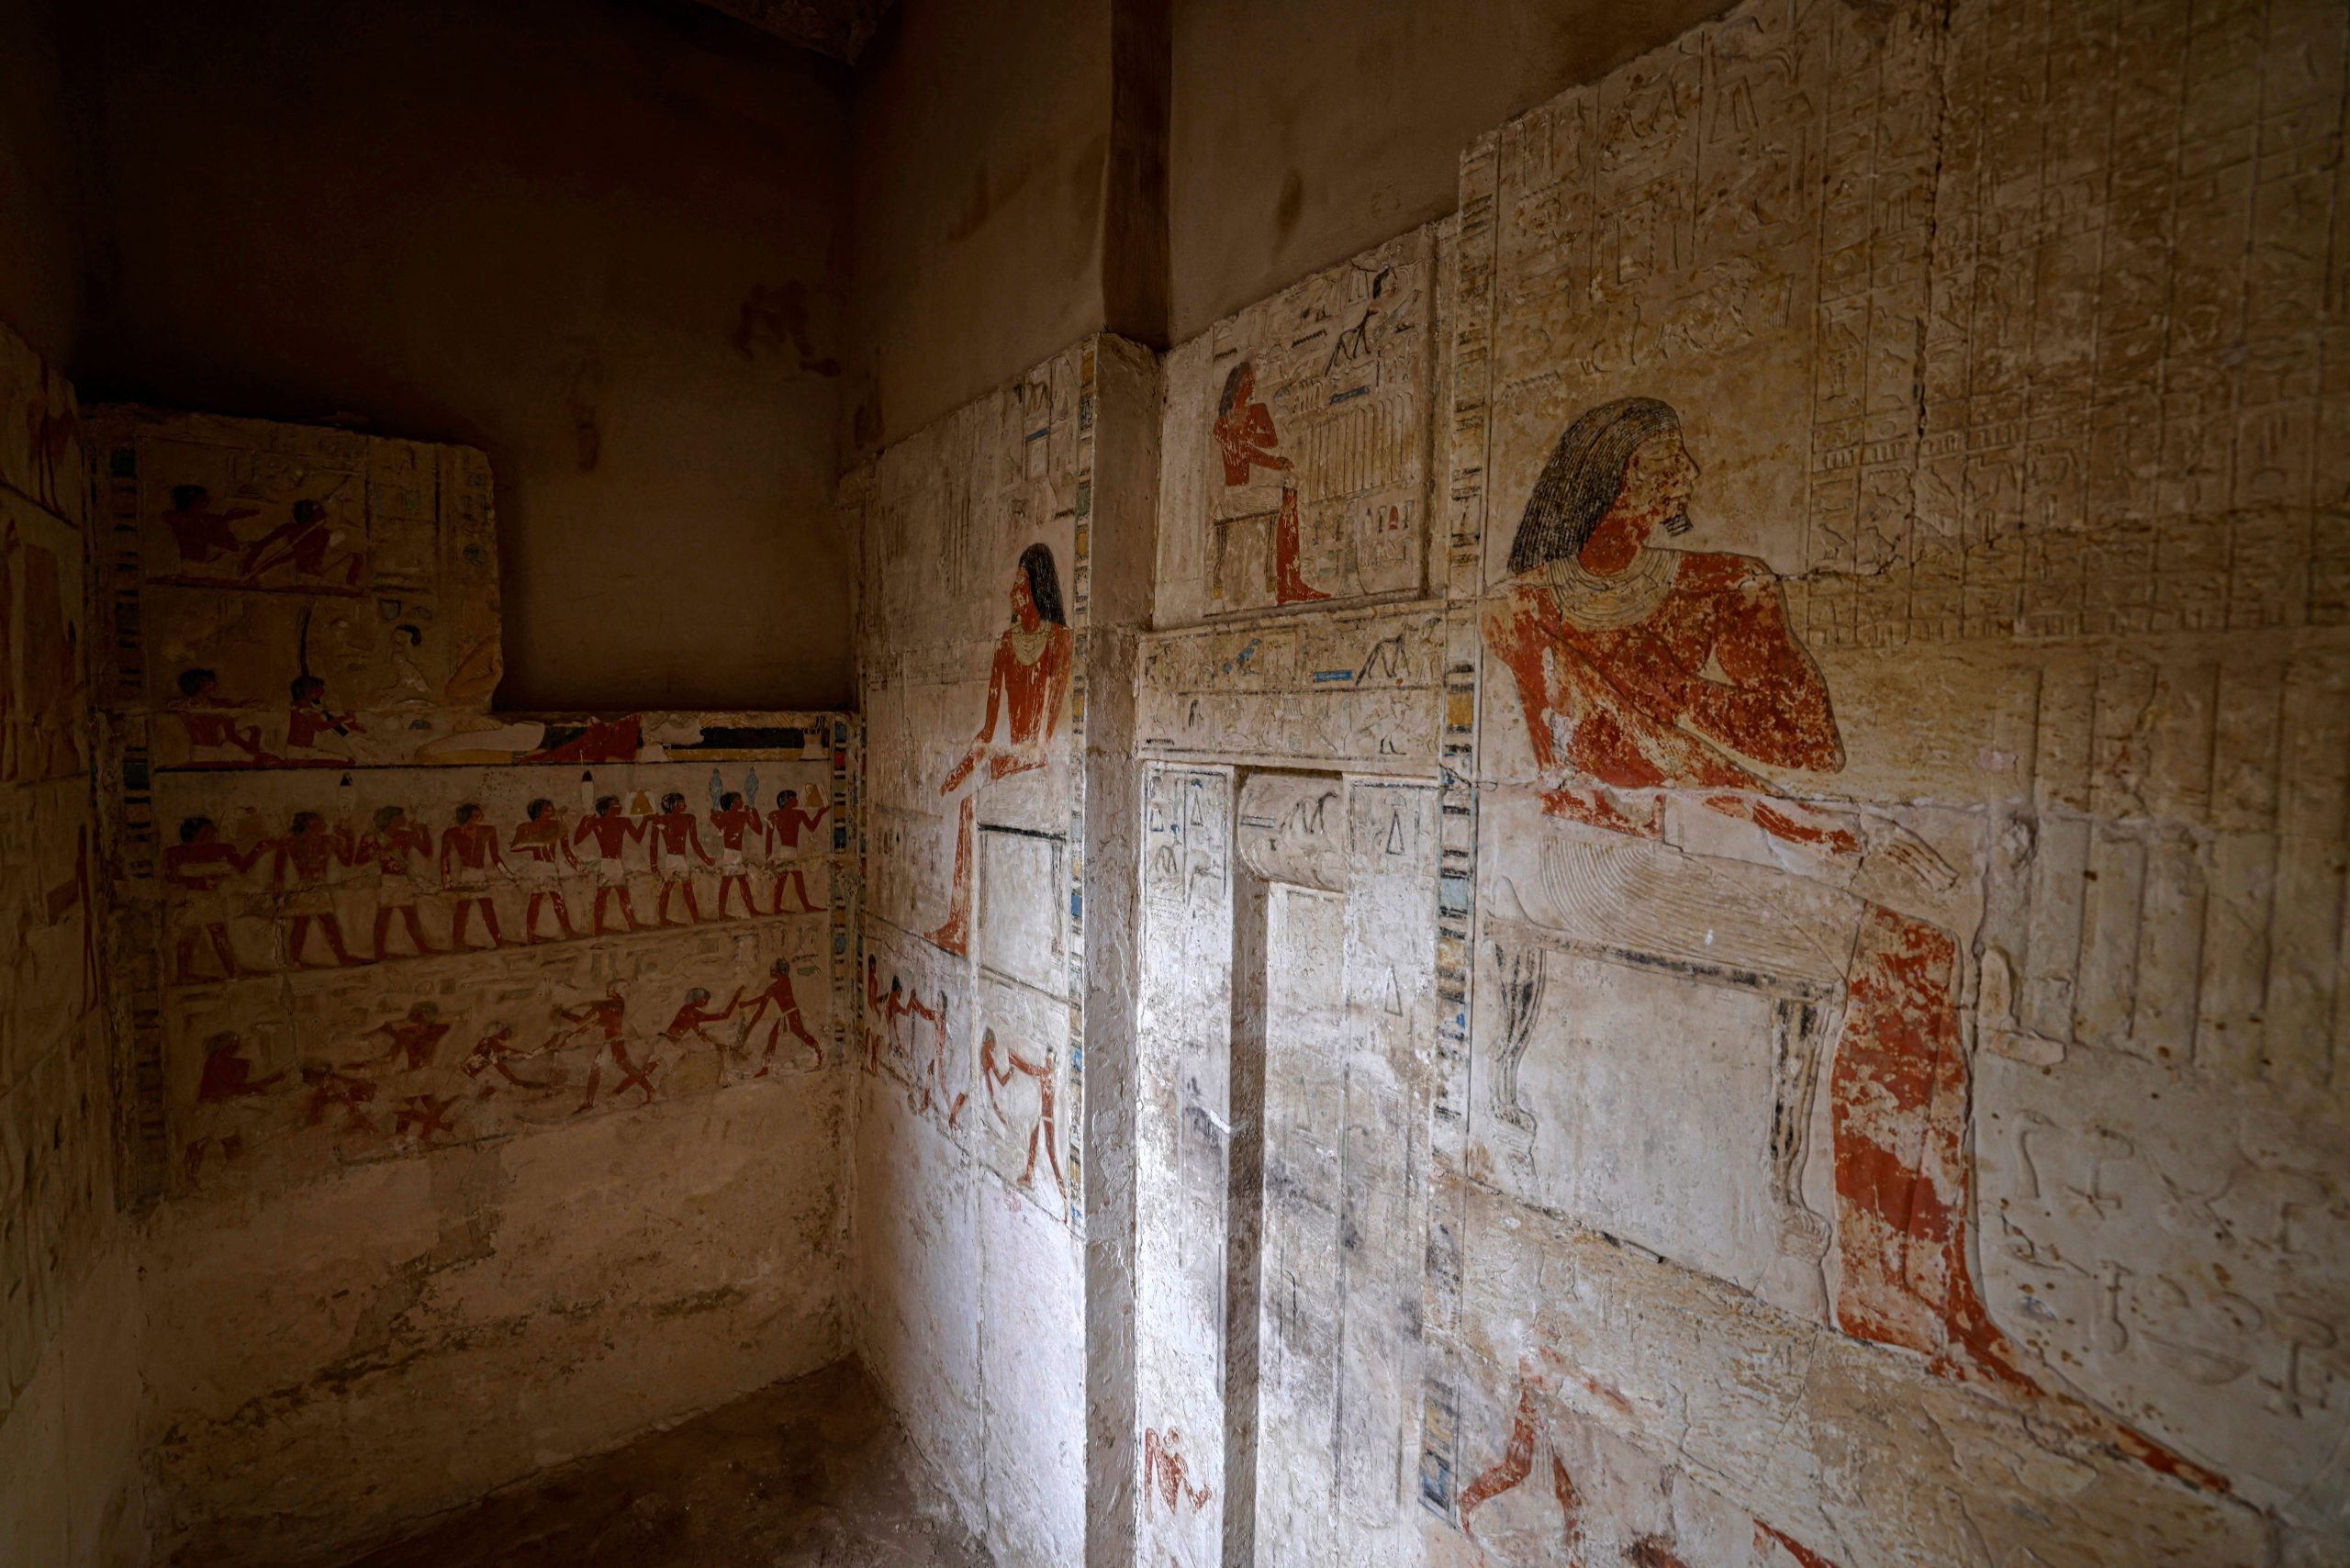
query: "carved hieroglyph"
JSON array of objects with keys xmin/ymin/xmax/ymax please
[
  {"xmin": 1128, "ymin": 0, "xmax": 2349, "ymax": 1562},
  {"xmin": 88, "ymin": 408, "xmax": 502, "ymax": 770},
  {"xmin": 1158, "ymin": 230, "xmax": 1437, "ymax": 622},
  {"xmin": 1136, "ymin": 602, "xmax": 1446, "ymax": 774},
  {"xmin": 1423, "ymin": 0, "xmax": 2350, "ymax": 1557},
  {"xmin": 846, "ymin": 341, "xmax": 1121, "ymax": 1566},
  {"xmin": 0, "ymin": 319, "xmax": 111, "ymax": 1439},
  {"xmin": 82, "ymin": 406, "xmax": 857, "ymax": 1210}
]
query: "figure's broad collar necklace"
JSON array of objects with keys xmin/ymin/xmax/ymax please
[
  {"xmin": 1008, "ymin": 624, "xmax": 1056, "ymax": 665},
  {"xmin": 1542, "ymin": 546, "xmax": 1680, "ymax": 630}
]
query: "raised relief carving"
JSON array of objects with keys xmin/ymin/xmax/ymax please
[
  {"xmin": 1474, "ymin": 391, "xmax": 2218, "ymax": 1485},
  {"xmin": 1196, "ymin": 238, "xmax": 1431, "ymax": 618}
]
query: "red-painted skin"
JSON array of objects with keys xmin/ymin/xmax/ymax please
[
  {"xmin": 645, "ymin": 803, "xmax": 713, "ymax": 924},
  {"xmin": 440, "ymin": 810, "xmax": 507, "ymax": 947},
  {"xmin": 545, "ymin": 991, "xmax": 627, "ymax": 1053},
  {"xmin": 1482, "ymin": 430, "xmax": 2224, "ymax": 1494},
  {"xmin": 1214, "ymin": 363, "xmax": 1327, "ymax": 605},
  {"xmin": 162, "ymin": 495, "xmax": 257, "ymax": 566},
  {"xmin": 741, "ymin": 962, "xmax": 822, "ymax": 1074},
  {"xmin": 365, "ymin": 1006, "xmax": 451, "ymax": 1072},
  {"xmin": 550, "ymin": 990, "xmax": 655, "ymax": 1112},
  {"xmin": 361, "ymin": 814, "xmax": 440, "ymax": 959},
  {"xmin": 509, "ymin": 810, "xmax": 581, "ymax": 940},
  {"xmin": 285, "ymin": 686, "xmax": 364, "ymax": 752},
  {"xmin": 710, "ymin": 797, "xmax": 766, "ymax": 918},
  {"xmin": 462, "ymin": 1025, "xmax": 548, "ymax": 1093},
  {"xmin": 184, "ymin": 1034, "xmax": 283, "ymax": 1180},
  {"xmin": 302, "ymin": 1065, "xmax": 377, "ymax": 1131},
  {"xmin": 524, "ymin": 714, "xmax": 643, "ymax": 764},
  {"xmin": 979, "ymin": 1028, "xmax": 1061, "ymax": 1194},
  {"xmin": 1754, "ymin": 1520, "xmax": 1840, "ymax": 1568},
  {"xmin": 241, "ymin": 502, "xmax": 362, "ymax": 586},
  {"xmin": 394, "ymin": 1092, "xmax": 457, "ymax": 1143},
  {"xmin": 766, "ymin": 796, "xmax": 830, "ymax": 850},
  {"xmin": 164, "ymin": 825, "xmax": 261, "ymax": 981},
  {"xmin": 764, "ymin": 794, "xmax": 830, "ymax": 914},
  {"xmin": 573, "ymin": 807, "xmax": 648, "ymax": 933},
  {"xmin": 904, "ymin": 990, "xmax": 964, "ymax": 1122},
  {"xmin": 932, "ymin": 566, "xmax": 1072, "ymax": 954},
  {"xmin": 272, "ymin": 815, "xmax": 362, "ymax": 967},
  {"xmin": 196, "ymin": 1036, "xmax": 282, "ymax": 1103},
  {"xmin": 171, "ymin": 675, "xmax": 269, "ymax": 761},
  {"xmin": 176, "ymin": 704, "xmax": 267, "ymax": 759},
  {"xmin": 1142, "ymin": 1428, "xmax": 1213, "ymax": 1517},
  {"xmin": 1458, "ymin": 1363, "xmax": 1583, "ymax": 1561},
  {"xmin": 662, "ymin": 989, "xmax": 744, "ymax": 1049}
]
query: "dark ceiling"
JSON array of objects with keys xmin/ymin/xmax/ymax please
[{"xmin": 690, "ymin": 0, "xmax": 894, "ymax": 61}]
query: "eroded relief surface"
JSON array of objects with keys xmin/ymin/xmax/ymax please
[
  {"xmin": 1136, "ymin": 602, "xmax": 1446, "ymax": 773},
  {"xmin": 1134, "ymin": 227, "xmax": 1464, "ymax": 1568},
  {"xmin": 0, "ymin": 319, "xmax": 111, "ymax": 1433},
  {"xmin": 152, "ymin": 758, "xmax": 841, "ymax": 1191},
  {"xmin": 84, "ymin": 405, "xmax": 856, "ymax": 1209},
  {"xmin": 1158, "ymin": 229, "xmax": 1436, "ymax": 622},
  {"xmin": 91, "ymin": 409, "xmax": 501, "ymax": 770},
  {"xmin": 1427, "ymin": 0, "xmax": 2350, "ymax": 1559},
  {"xmin": 846, "ymin": 342, "xmax": 1103, "ymax": 1565}
]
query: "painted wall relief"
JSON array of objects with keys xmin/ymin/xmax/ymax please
[
  {"xmin": 171, "ymin": 914, "xmax": 830, "ymax": 1187},
  {"xmin": 152, "ymin": 762, "xmax": 834, "ymax": 981},
  {"xmin": 927, "ymin": 543, "xmax": 1071, "ymax": 956},
  {"xmin": 1473, "ymin": 393, "xmax": 2229, "ymax": 1487},
  {"xmin": 0, "ymin": 319, "xmax": 112, "ymax": 1436},
  {"xmin": 146, "ymin": 742, "xmax": 845, "ymax": 1197},
  {"xmin": 1136, "ymin": 603, "xmax": 1444, "ymax": 772},
  {"xmin": 846, "ymin": 345, "xmax": 1110, "ymax": 1566},
  {"xmin": 90, "ymin": 409, "xmax": 501, "ymax": 769},
  {"xmin": 1158, "ymin": 230, "xmax": 1434, "ymax": 623},
  {"xmin": 1415, "ymin": 0, "xmax": 2350, "ymax": 1555},
  {"xmin": 84, "ymin": 406, "xmax": 855, "ymax": 1208}
]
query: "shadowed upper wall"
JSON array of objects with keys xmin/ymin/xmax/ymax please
[
  {"xmin": 0, "ymin": 0, "xmax": 80, "ymax": 362},
  {"xmin": 843, "ymin": 0, "xmax": 1113, "ymax": 456},
  {"xmin": 1168, "ymin": 0, "xmax": 1738, "ymax": 341},
  {"xmin": 63, "ymin": 0, "xmax": 854, "ymax": 712}
]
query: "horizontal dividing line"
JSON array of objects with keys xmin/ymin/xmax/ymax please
[
  {"xmin": 977, "ymin": 822, "xmax": 1069, "ymax": 843},
  {"xmin": 1131, "ymin": 746, "xmax": 1441, "ymax": 778},
  {"xmin": 158, "ymin": 906, "xmax": 835, "ymax": 1001},
  {"xmin": 976, "ymin": 961, "xmax": 1079, "ymax": 1008}
]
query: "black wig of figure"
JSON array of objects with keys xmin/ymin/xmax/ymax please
[
  {"xmin": 1217, "ymin": 361, "xmax": 1254, "ymax": 417},
  {"xmin": 1506, "ymin": 397, "xmax": 1684, "ymax": 576},
  {"xmin": 1017, "ymin": 542, "xmax": 1067, "ymax": 626}
]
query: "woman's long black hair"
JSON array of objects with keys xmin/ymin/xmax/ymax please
[{"xmin": 1018, "ymin": 542, "xmax": 1066, "ymax": 626}]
